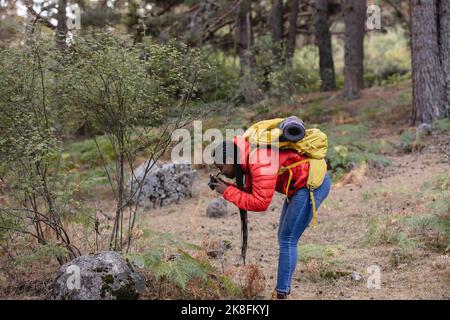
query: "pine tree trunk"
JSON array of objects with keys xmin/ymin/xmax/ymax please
[
  {"xmin": 314, "ymin": 0, "xmax": 336, "ymax": 92},
  {"xmin": 236, "ymin": 0, "xmax": 262, "ymax": 104},
  {"xmin": 343, "ymin": 0, "xmax": 366, "ymax": 100},
  {"xmin": 286, "ymin": 0, "xmax": 300, "ymax": 64},
  {"xmin": 439, "ymin": 0, "xmax": 450, "ymax": 113},
  {"xmin": 56, "ymin": 0, "xmax": 68, "ymax": 49},
  {"xmin": 411, "ymin": 0, "xmax": 447, "ymax": 124},
  {"xmin": 236, "ymin": 0, "xmax": 254, "ymax": 72},
  {"xmin": 271, "ymin": 0, "xmax": 284, "ymax": 63}
]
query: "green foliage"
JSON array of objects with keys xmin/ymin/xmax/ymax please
[
  {"xmin": 363, "ymin": 173, "xmax": 449, "ymax": 256},
  {"xmin": 297, "ymin": 243, "xmax": 346, "ymax": 281},
  {"xmin": 400, "ymin": 129, "xmax": 420, "ymax": 153},
  {"xmin": 199, "ymin": 48, "xmax": 240, "ymax": 102},
  {"xmin": 363, "ymin": 215, "xmax": 420, "ymax": 263},
  {"xmin": 64, "ymin": 34, "xmax": 210, "ymax": 133},
  {"xmin": 13, "ymin": 241, "xmax": 69, "ymax": 267},
  {"xmin": 408, "ymin": 173, "xmax": 450, "ymax": 250},
  {"xmin": 218, "ymin": 274, "xmax": 244, "ymax": 298},
  {"xmin": 292, "ymin": 45, "xmax": 322, "ymax": 93},
  {"xmin": 297, "ymin": 243, "xmax": 343, "ymax": 264},
  {"xmin": 227, "ymin": 37, "xmax": 322, "ymax": 104},
  {"xmin": 63, "ymin": 136, "xmax": 116, "ymax": 169},
  {"xmin": 432, "ymin": 118, "xmax": 450, "ymax": 131},
  {"xmin": 405, "ymin": 214, "xmax": 450, "ymax": 237},
  {"xmin": 58, "ymin": 32, "xmax": 212, "ymax": 250},
  {"xmin": 0, "ymin": 36, "xmax": 87, "ymax": 261},
  {"xmin": 0, "ymin": 31, "xmax": 213, "ymax": 260},
  {"xmin": 127, "ymin": 251, "xmax": 208, "ymax": 291},
  {"xmin": 364, "ymin": 30, "xmax": 411, "ymax": 87},
  {"xmin": 326, "ymin": 124, "xmax": 392, "ymax": 172},
  {"xmin": 126, "ymin": 230, "xmax": 241, "ymax": 298}
]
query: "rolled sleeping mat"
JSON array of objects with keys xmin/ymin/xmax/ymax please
[{"xmin": 279, "ymin": 116, "xmax": 306, "ymax": 142}]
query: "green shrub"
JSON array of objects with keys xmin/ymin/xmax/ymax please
[
  {"xmin": 364, "ymin": 29, "xmax": 411, "ymax": 87},
  {"xmin": 126, "ymin": 230, "xmax": 242, "ymax": 299},
  {"xmin": 432, "ymin": 118, "xmax": 450, "ymax": 131},
  {"xmin": 400, "ymin": 130, "xmax": 416, "ymax": 153},
  {"xmin": 325, "ymin": 124, "xmax": 392, "ymax": 173},
  {"xmin": 297, "ymin": 243, "xmax": 343, "ymax": 264},
  {"xmin": 297, "ymin": 243, "xmax": 346, "ymax": 281},
  {"xmin": 64, "ymin": 136, "xmax": 116, "ymax": 168}
]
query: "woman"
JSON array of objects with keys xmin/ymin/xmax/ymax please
[{"xmin": 210, "ymin": 137, "xmax": 331, "ymax": 299}]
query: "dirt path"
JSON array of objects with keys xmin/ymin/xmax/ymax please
[{"xmin": 137, "ymin": 141, "xmax": 449, "ymax": 300}]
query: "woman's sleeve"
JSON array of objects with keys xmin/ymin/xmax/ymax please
[{"xmin": 222, "ymin": 150, "xmax": 278, "ymax": 212}]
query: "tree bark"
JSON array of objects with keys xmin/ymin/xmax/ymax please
[
  {"xmin": 271, "ymin": 0, "xmax": 284, "ymax": 63},
  {"xmin": 286, "ymin": 0, "xmax": 300, "ymax": 64},
  {"xmin": 236, "ymin": 0, "xmax": 254, "ymax": 72},
  {"xmin": 410, "ymin": 0, "xmax": 447, "ymax": 124},
  {"xmin": 343, "ymin": 0, "xmax": 366, "ymax": 100},
  {"xmin": 56, "ymin": 0, "xmax": 68, "ymax": 49},
  {"xmin": 236, "ymin": 0, "xmax": 262, "ymax": 103},
  {"xmin": 314, "ymin": 0, "xmax": 336, "ymax": 91},
  {"xmin": 439, "ymin": 0, "xmax": 450, "ymax": 112}
]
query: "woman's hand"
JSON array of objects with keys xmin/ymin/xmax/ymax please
[{"xmin": 212, "ymin": 179, "xmax": 228, "ymax": 194}]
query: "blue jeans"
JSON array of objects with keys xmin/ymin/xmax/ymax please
[{"xmin": 276, "ymin": 174, "xmax": 331, "ymax": 294}]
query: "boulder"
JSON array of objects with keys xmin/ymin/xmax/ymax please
[
  {"xmin": 416, "ymin": 123, "xmax": 432, "ymax": 136},
  {"xmin": 206, "ymin": 198, "xmax": 228, "ymax": 218},
  {"xmin": 52, "ymin": 251, "xmax": 145, "ymax": 300},
  {"xmin": 129, "ymin": 160, "xmax": 199, "ymax": 208}
]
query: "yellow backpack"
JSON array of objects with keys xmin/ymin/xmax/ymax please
[{"xmin": 243, "ymin": 118, "xmax": 328, "ymax": 227}]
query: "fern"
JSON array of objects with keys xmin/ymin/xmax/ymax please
[
  {"xmin": 218, "ymin": 275, "xmax": 243, "ymax": 298},
  {"xmin": 126, "ymin": 230, "xmax": 243, "ymax": 298},
  {"xmin": 126, "ymin": 231, "xmax": 210, "ymax": 290}
]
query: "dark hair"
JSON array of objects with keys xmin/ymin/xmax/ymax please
[
  {"xmin": 212, "ymin": 140, "xmax": 235, "ymax": 165},
  {"xmin": 213, "ymin": 141, "xmax": 248, "ymax": 264}
]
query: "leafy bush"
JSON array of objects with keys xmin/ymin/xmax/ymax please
[
  {"xmin": 61, "ymin": 32, "xmax": 212, "ymax": 250},
  {"xmin": 0, "ymin": 37, "xmax": 84, "ymax": 264},
  {"xmin": 0, "ymin": 31, "xmax": 214, "ymax": 266}
]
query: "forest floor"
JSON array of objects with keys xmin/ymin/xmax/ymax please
[
  {"xmin": 1, "ymin": 82, "xmax": 449, "ymax": 299},
  {"xmin": 142, "ymin": 145, "xmax": 449, "ymax": 299},
  {"xmin": 135, "ymin": 83, "xmax": 450, "ymax": 300}
]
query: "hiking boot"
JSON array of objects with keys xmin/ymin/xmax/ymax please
[{"xmin": 270, "ymin": 290, "xmax": 291, "ymax": 300}]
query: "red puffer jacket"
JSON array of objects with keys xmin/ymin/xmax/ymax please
[{"xmin": 222, "ymin": 136, "xmax": 310, "ymax": 212}]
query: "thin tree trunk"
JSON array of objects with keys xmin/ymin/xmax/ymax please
[
  {"xmin": 236, "ymin": 0, "xmax": 262, "ymax": 104},
  {"xmin": 314, "ymin": 0, "xmax": 336, "ymax": 91},
  {"xmin": 286, "ymin": 0, "xmax": 300, "ymax": 64},
  {"xmin": 439, "ymin": 0, "xmax": 450, "ymax": 114},
  {"xmin": 271, "ymin": 0, "xmax": 284, "ymax": 63},
  {"xmin": 56, "ymin": 0, "xmax": 68, "ymax": 49},
  {"xmin": 343, "ymin": 0, "xmax": 366, "ymax": 100},
  {"xmin": 236, "ymin": 0, "xmax": 254, "ymax": 72},
  {"xmin": 411, "ymin": 0, "xmax": 446, "ymax": 123}
]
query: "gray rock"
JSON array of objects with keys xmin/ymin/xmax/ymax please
[
  {"xmin": 206, "ymin": 198, "xmax": 228, "ymax": 218},
  {"xmin": 416, "ymin": 123, "xmax": 432, "ymax": 136},
  {"xmin": 129, "ymin": 160, "xmax": 199, "ymax": 208},
  {"xmin": 351, "ymin": 271, "xmax": 362, "ymax": 281},
  {"xmin": 52, "ymin": 251, "xmax": 145, "ymax": 300}
]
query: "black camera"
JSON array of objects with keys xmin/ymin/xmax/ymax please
[
  {"xmin": 208, "ymin": 173, "xmax": 224, "ymax": 190},
  {"xmin": 208, "ymin": 174, "xmax": 219, "ymax": 190}
]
